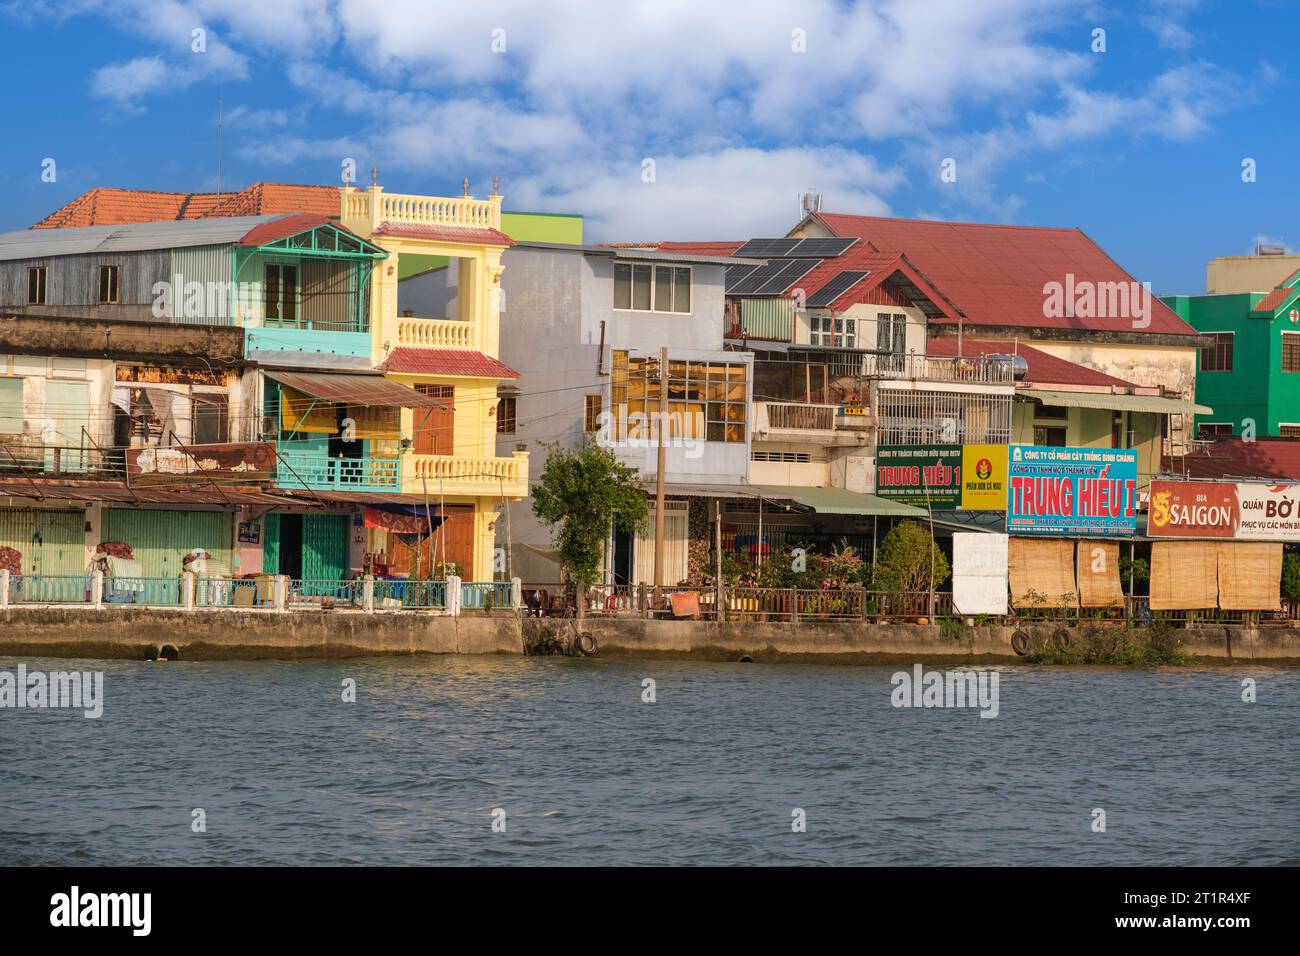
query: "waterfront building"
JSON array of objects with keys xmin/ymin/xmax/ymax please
[{"xmin": 1163, "ymin": 269, "xmax": 1300, "ymax": 442}]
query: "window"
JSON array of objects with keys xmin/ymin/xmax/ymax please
[
  {"xmin": 613, "ymin": 263, "xmax": 690, "ymax": 313},
  {"xmin": 611, "ymin": 354, "xmax": 747, "ymax": 443},
  {"xmin": 1284, "ymin": 333, "xmax": 1300, "ymax": 373},
  {"xmin": 264, "ymin": 264, "xmax": 298, "ymax": 325},
  {"xmin": 27, "ymin": 266, "xmax": 46, "ymax": 305},
  {"xmin": 496, "ymin": 396, "xmax": 516, "ymax": 434},
  {"xmin": 1196, "ymin": 422, "xmax": 1234, "ymax": 440},
  {"xmin": 1034, "ymin": 404, "xmax": 1069, "ymax": 421},
  {"xmin": 0, "ymin": 377, "xmax": 22, "ymax": 433},
  {"xmin": 192, "ymin": 393, "xmax": 229, "ymax": 445},
  {"xmin": 1199, "ymin": 332, "xmax": 1234, "ymax": 372},
  {"xmin": 584, "ymin": 395, "xmax": 602, "ymax": 432},
  {"xmin": 1034, "ymin": 425, "xmax": 1068, "ymax": 446},
  {"xmin": 810, "ymin": 313, "xmax": 856, "ymax": 347},
  {"xmin": 877, "ymin": 312, "xmax": 906, "ymax": 370},
  {"xmin": 98, "ymin": 265, "xmax": 119, "ymax": 304}
]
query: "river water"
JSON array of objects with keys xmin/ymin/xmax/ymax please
[{"xmin": 1, "ymin": 656, "xmax": 1296, "ymax": 866}]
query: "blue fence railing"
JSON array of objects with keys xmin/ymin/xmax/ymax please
[
  {"xmin": 461, "ymin": 581, "xmax": 513, "ymax": 610},
  {"xmin": 103, "ymin": 576, "xmax": 185, "ymax": 607},
  {"xmin": 374, "ymin": 579, "xmax": 446, "ymax": 609},
  {"xmin": 10, "ymin": 574, "xmax": 94, "ymax": 604}
]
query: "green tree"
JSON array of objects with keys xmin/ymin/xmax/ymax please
[
  {"xmin": 531, "ymin": 441, "xmax": 649, "ymax": 617},
  {"xmin": 872, "ymin": 520, "xmax": 951, "ymax": 593},
  {"xmin": 1282, "ymin": 552, "xmax": 1300, "ymax": 605}
]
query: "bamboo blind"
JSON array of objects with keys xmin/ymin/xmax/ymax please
[
  {"xmin": 1149, "ymin": 541, "xmax": 1218, "ymax": 610},
  {"xmin": 1008, "ymin": 537, "xmax": 1077, "ymax": 608},
  {"xmin": 1217, "ymin": 542, "xmax": 1282, "ymax": 611},
  {"xmin": 1076, "ymin": 541, "xmax": 1123, "ymax": 607}
]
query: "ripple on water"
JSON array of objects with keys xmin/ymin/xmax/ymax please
[{"xmin": 0, "ymin": 657, "xmax": 1297, "ymax": 865}]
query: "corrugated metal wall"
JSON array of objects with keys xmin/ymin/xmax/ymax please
[
  {"xmin": 739, "ymin": 298, "xmax": 794, "ymax": 341},
  {"xmin": 301, "ymin": 260, "xmax": 356, "ymax": 331},
  {"xmin": 0, "ymin": 250, "xmax": 169, "ymax": 309},
  {"xmin": 0, "ymin": 509, "xmax": 86, "ymax": 575},
  {"xmin": 302, "ymin": 514, "xmax": 348, "ymax": 580},
  {"xmin": 102, "ymin": 509, "xmax": 232, "ymax": 577},
  {"xmin": 168, "ymin": 245, "xmax": 235, "ymax": 325}
]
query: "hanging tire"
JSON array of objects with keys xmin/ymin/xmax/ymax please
[
  {"xmin": 1051, "ymin": 628, "xmax": 1071, "ymax": 649},
  {"xmin": 1011, "ymin": 630, "xmax": 1031, "ymax": 656},
  {"xmin": 574, "ymin": 632, "xmax": 598, "ymax": 656}
]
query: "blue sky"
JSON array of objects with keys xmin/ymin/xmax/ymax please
[{"xmin": 0, "ymin": 0, "xmax": 1294, "ymax": 294}]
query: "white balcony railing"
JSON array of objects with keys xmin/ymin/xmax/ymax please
[
  {"xmin": 396, "ymin": 316, "xmax": 476, "ymax": 350},
  {"xmin": 867, "ymin": 352, "xmax": 1015, "ymax": 384},
  {"xmin": 342, "ymin": 188, "xmax": 502, "ymax": 234},
  {"xmin": 403, "ymin": 451, "xmax": 528, "ymax": 497}
]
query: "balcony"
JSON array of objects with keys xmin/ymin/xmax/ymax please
[
  {"xmin": 396, "ymin": 316, "xmax": 476, "ymax": 350},
  {"xmin": 403, "ymin": 451, "xmax": 528, "ymax": 498},
  {"xmin": 866, "ymin": 352, "xmax": 1015, "ymax": 384},
  {"xmin": 752, "ymin": 402, "xmax": 872, "ymax": 446},
  {"xmin": 342, "ymin": 188, "xmax": 501, "ymax": 234},
  {"xmin": 276, "ymin": 451, "xmax": 401, "ymax": 492}
]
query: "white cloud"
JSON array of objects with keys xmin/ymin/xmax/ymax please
[{"xmin": 92, "ymin": 56, "xmax": 177, "ymax": 103}]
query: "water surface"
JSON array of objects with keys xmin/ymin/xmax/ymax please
[{"xmin": 2, "ymin": 656, "xmax": 1296, "ymax": 865}]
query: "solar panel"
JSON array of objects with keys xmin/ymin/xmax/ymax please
[
  {"xmin": 734, "ymin": 238, "xmax": 802, "ymax": 258},
  {"xmin": 734, "ymin": 237, "xmax": 858, "ymax": 259},
  {"xmin": 790, "ymin": 237, "xmax": 858, "ymax": 258},
  {"xmin": 724, "ymin": 264, "xmax": 758, "ymax": 293},
  {"xmin": 805, "ymin": 270, "xmax": 869, "ymax": 308},
  {"xmin": 727, "ymin": 260, "xmax": 787, "ymax": 295},
  {"xmin": 751, "ymin": 258, "xmax": 822, "ymax": 295}
]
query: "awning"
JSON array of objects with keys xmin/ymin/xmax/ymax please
[
  {"xmin": 264, "ymin": 370, "xmax": 448, "ymax": 408},
  {"xmin": 1018, "ymin": 388, "xmax": 1211, "ymax": 416},
  {"xmin": 754, "ymin": 485, "xmax": 928, "ymax": 517},
  {"xmin": 0, "ymin": 479, "xmax": 305, "ymax": 507}
]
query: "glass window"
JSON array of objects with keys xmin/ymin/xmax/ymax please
[
  {"xmin": 1283, "ymin": 333, "xmax": 1300, "ymax": 373},
  {"xmin": 1198, "ymin": 332, "xmax": 1233, "ymax": 372},
  {"xmin": 654, "ymin": 266, "xmax": 674, "ymax": 312},
  {"xmin": 98, "ymin": 265, "xmax": 119, "ymax": 304},
  {"xmin": 27, "ymin": 267, "xmax": 46, "ymax": 305},
  {"xmin": 674, "ymin": 267, "xmax": 691, "ymax": 312},
  {"xmin": 614, "ymin": 263, "xmax": 632, "ymax": 310},
  {"xmin": 613, "ymin": 263, "xmax": 691, "ymax": 313},
  {"xmin": 497, "ymin": 396, "xmax": 517, "ymax": 434},
  {"xmin": 0, "ymin": 377, "xmax": 23, "ymax": 433},
  {"xmin": 632, "ymin": 265, "xmax": 652, "ymax": 310}
]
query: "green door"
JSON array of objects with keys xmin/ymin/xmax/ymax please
[
  {"xmin": 0, "ymin": 509, "xmax": 85, "ymax": 575},
  {"xmin": 102, "ymin": 509, "xmax": 232, "ymax": 577},
  {"xmin": 262, "ymin": 513, "xmax": 280, "ymax": 574},
  {"xmin": 301, "ymin": 513, "xmax": 348, "ymax": 580}
]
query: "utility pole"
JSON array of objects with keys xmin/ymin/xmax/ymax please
[{"xmin": 653, "ymin": 346, "xmax": 668, "ymax": 607}]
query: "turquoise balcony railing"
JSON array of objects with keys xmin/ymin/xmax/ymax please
[{"xmin": 276, "ymin": 450, "xmax": 401, "ymax": 491}]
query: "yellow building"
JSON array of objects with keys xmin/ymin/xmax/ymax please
[{"xmin": 340, "ymin": 184, "xmax": 527, "ymax": 581}]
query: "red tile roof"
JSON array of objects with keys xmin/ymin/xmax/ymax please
[
  {"xmin": 1251, "ymin": 286, "xmax": 1300, "ymax": 314},
  {"xmin": 924, "ymin": 338, "xmax": 1140, "ymax": 389},
  {"xmin": 236, "ymin": 213, "xmax": 368, "ymax": 249},
  {"xmin": 34, "ymin": 182, "xmax": 341, "ymax": 228},
  {"xmin": 793, "ymin": 246, "xmax": 962, "ymax": 316},
  {"xmin": 377, "ymin": 348, "xmax": 519, "ymax": 379},
  {"xmin": 810, "ymin": 212, "xmax": 1197, "ymax": 337},
  {"xmin": 1174, "ymin": 438, "xmax": 1300, "ymax": 481},
  {"xmin": 374, "ymin": 222, "xmax": 514, "ymax": 247}
]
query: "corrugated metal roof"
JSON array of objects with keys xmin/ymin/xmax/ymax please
[
  {"xmin": 264, "ymin": 370, "xmax": 449, "ymax": 408},
  {"xmin": 0, "ymin": 479, "xmax": 299, "ymax": 506},
  {"xmin": 756, "ymin": 485, "xmax": 928, "ymax": 516},
  {"xmin": 1019, "ymin": 388, "xmax": 1211, "ymax": 416},
  {"xmin": 0, "ymin": 215, "xmax": 286, "ymax": 262}
]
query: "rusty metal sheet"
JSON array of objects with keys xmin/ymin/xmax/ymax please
[
  {"xmin": 265, "ymin": 370, "xmax": 448, "ymax": 408},
  {"xmin": 126, "ymin": 441, "xmax": 277, "ymax": 481}
]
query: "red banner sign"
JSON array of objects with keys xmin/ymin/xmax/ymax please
[{"xmin": 1147, "ymin": 481, "xmax": 1239, "ymax": 538}]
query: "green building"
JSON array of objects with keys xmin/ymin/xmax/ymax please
[
  {"xmin": 1163, "ymin": 271, "xmax": 1300, "ymax": 439},
  {"xmin": 397, "ymin": 210, "xmax": 582, "ymax": 280}
]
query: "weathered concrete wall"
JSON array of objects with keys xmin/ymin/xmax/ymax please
[{"xmin": 3, "ymin": 608, "xmax": 1300, "ymax": 664}]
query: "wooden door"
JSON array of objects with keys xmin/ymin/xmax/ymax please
[{"xmin": 413, "ymin": 385, "xmax": 454, "ymax": 455}]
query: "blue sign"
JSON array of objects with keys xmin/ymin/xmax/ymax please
[{"xmin": 1007, "ymin": 445, "xmax": 1138, "ymax": 536}]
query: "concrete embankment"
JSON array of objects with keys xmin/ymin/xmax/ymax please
[{"xmin": 3, "ymin": 607, "xmax": 1300, "ymax": 663}]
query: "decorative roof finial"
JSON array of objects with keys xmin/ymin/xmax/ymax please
[
  {"xmin": 370, "ymin": 166, "xmax": 381, "ymax": 186},
  {"xmin": 492, "ymin": 176, "xmax": 501, "ymax": 196},
  {"xmin": 462, "ymin": 177, "xmax": 470, "ymax": 197}
]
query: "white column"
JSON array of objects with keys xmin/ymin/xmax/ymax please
[
  {"xmin": 446, "ymin": 575, "xmax": 462, "ymax": 616},
  {"xmin": 363, "ymin": 575, "xmax": 375, "ymax": 613},
  {"xmin": 91, "ymin": 570, "xmax": 104, "ymax": 609},
  {"xmin": 511, "ymin": 576, "xmax": 522, "ymax": 610},
  {"xmin": 0, "ymin": 569, "xmax": 9, "ymax": 609},
  {"xmin": 273, "ymin": 574, "xmax": 288, "ymax": 612},
  {"xmin": 182, "ymin": 572, "xmax": 196, "ymax": 610}
]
